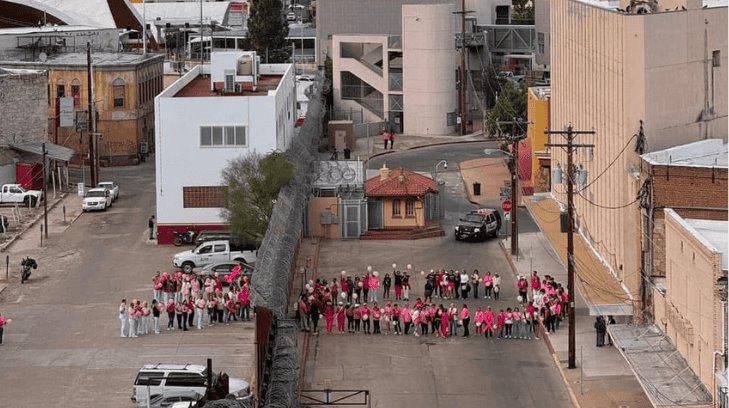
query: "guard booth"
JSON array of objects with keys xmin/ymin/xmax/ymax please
[{"xmin": 307, "ymin": 159, "xmax": 366, "ymax": 239}]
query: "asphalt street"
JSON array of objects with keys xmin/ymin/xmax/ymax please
[
  {"xmin": 0, "ymin": 159, "xmax": 255, "ymax": 407},
  {"xmin": 303, "ymin": 145, "xmax": 572, "ymax": 407}
]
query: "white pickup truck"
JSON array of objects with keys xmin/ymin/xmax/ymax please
[
  {"xmin": 173, "ymin": 240, "xmax": 257, "ymax": 273},
  {"xmin": 0, "ymin": 184, "xmax": 43, "ymax": 206}
]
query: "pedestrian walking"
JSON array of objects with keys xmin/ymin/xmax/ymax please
[
  {"xmin": 148, "ymin": 215, "xmax": 155, "ymax": 240},
  {"xmin": 595, "ymin": 316, "xmax": 607, "ymax": 347}
]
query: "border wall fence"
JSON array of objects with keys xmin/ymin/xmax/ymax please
[{"xmin": 251, "ymin": 72, "xmax": 328, "ymax": 408}]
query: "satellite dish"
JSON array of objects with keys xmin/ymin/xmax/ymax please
[{"xmin": 38, "ymin": 52, "xmax": 47, "ymax": 62}]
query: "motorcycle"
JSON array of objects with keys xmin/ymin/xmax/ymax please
[
  {"xmin": 172, "ymin": 229, "xmax": 197, "ymax": 246},
  {"xmin": 20, "ymin": 256, "xmax": 37, "ymax": 284}
]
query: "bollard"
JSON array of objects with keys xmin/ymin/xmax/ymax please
[
  {"xmin": 5, "ymin": 255, "xmax": 8, "ymax": 281},
  {"xmin": 63, "ymin": 205, "xmax": 66, "ymax": 223}
]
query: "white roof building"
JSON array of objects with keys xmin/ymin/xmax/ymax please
[{"xmin": 154, "ymin": 51, "xmax": 295, "ymax": 244}]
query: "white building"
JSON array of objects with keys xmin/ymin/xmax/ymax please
[{"xmin": 154, "ymin": 51, "xmax": 295, "ymax": 244}]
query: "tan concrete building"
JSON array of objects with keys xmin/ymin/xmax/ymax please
[
  {"xmin": 653, "ymin": 209, "xmax": 727, "ymax": 405},
  {"xmin": 549, "ymin": 0, "xmax": 728, "ymax": 316}
]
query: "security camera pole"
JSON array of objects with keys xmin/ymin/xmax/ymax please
[{"xmin": 545, "ymin": 123, "xmax": 595, "ymax": 370}]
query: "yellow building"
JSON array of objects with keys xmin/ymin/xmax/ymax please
[
  {"xmin": 526, "ymin": 87, "xmax": 550, "ymax": 193},
  {"xmin": 1, "ymin": 52, "xmax": 164, "ymax": 166}
]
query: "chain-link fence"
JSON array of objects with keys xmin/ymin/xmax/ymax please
[{"xmin": 250, "ymin": 71, "xmax": 327, "ymax": 408}]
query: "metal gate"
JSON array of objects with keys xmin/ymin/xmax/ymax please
[
  {"xmin": 367, "ymin": 200, "xmax": 383, "ymax": 230},
  {"xmin": 342, "ymin": 200, "xmax": 362, "ymax": 239}
]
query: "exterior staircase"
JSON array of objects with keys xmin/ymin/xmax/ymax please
[{"xmin": 359, "ymin": 225, "xmax": 445, "ymax": 240}]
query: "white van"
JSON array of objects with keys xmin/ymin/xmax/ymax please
[{"xmin": 131, "ymin": 364, "xmax": 250, "ymax": 407}]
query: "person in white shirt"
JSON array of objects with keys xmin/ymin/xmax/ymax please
[
  {"xmin": 459, "ymin": 271, "xmax": 470, "ymax": 300},
  {"xmin": 119, "ymin": 299, "xmax": 128, "ymax": 338},
  {"xmin": 493, "ymin": 273, "xmax": 502, "ymax": 300}
]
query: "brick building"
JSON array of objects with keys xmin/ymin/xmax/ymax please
[
  {"xmin": 640, "ymin": 139, "xmax": 728, "ymax": 318},
  {"xmin": 0, "ymin": 68, "xmax": 48, "ymax": 184}
]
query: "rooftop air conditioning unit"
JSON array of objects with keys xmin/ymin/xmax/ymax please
[{"xmin": 224, "ymin": 69, "xmax": 235, "ymax": 93}]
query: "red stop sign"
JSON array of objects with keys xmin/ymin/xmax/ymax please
[{"xmin": 501, "ymin": 200, "xmax": 512, "ymax": 212}]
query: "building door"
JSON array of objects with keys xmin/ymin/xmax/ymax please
[
  {"xmin": 334, "ymin": 130, "xmax": 347, "ymax": 151},
  {"xmin": 342, "ymin": 202, "xmax": 361, "ymax": 239},
  {"xmin": 367, "ymin": 200, "xmax": 383, "ymax": 230}
]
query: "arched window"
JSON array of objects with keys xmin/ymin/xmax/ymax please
[
  {"xmin": 112, "ymin": 78, "xmax": 125, "ymax": 107},
  {"xmin": 405, "ymin": 198, "xmax": 415, "ymax": 217},
  {"xmin": 392, "ymin": 199, "xmax": 401, "ymax": 217},
  {"xmin": 71, "ymin": 79, "xmax": 81, "ymax": 107}
]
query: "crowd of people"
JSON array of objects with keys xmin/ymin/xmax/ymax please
[
  {"xmin": 295, "ymin": 266, "xmax": 570, "ymax": 341},
  {"xmin": 117, "ymin": 266, "xmax": 253, "ymax": 338}
]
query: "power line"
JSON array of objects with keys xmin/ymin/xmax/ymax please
[{"xmin": 576, "ymin": 133, "xmax": 637, "ymax": 193}]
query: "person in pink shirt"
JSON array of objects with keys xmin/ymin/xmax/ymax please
[
  {"xmin": 474, "ymin": 307, "xmax": 484, "ymax": 335},
  {"xmin": 483, "ymin": 306, "xmax": 495, "ymax": 338},
  {"xmin": 152, "ymin": 271, "xmax": 163, "ymax": 301},
  {"xmin": 128, "ymin": 301, "xmax": 139, "ymax": 338},
  {"xmin": 238, "ymin": 284, "xmax": 251, "ymax": 321},
  {"xmin": 517, "ymin": 276, "xmax": 528, "ymax": 304},
  {"xmin": 483, "ymin": 271, "xmax": 494, "ymax": 299},
  {"xmin": 401, "ymin": 303, "xmax": 412, "ymax": 335},
  {"xmin": 361, "ymin": 304, "xmax": 371, "ymax": 334},
  {"xmin": 391, "ymin": 304, "xmax": 402, "ymax": 335},
  {"xmin": 371, "ymin": 303, "xmax": 381, "ymax": 334},
  {"xmin": 166, "ymin": 299, "xmax": 176, "ymax": 330},
  {"xmin": 352, "ymin": 304, "xmax": 362, "ymax": 333},
  {"xmin": 324, "ymin": 301, "xmax": 335, "ymax": 334},
  {"xmin": 512, "ymin": 307, "xmax": 523, "ymax": 339},
  {"xmin": 0, "ymin": 312, "xmax": 11, "ymax": 344},
  {"xmin": 530, "ymin": 271, "xmax": 541, "ymax": 300},
  {"xmin": 369, "ymin": 273, "xmax": 380, "ymax": 303},
  {"xmin": 439, "ymin": 305, "xmax": 449, "ymax": 338},
  {"xmin": 526, "ymin": 303, "xmax": 538, "ymax": 340},
  {"xmin": 362, "ymin": 274, "xmax": 370, "ymax": 304},
  {"xmin": 497, "ymin": 309, "xmax": 507, "ymax": 339},
  {"xmin": 383, "ymin": 303, "xmax": 393, "ymax": 335},
  {"xmin": 336, "ymin": 302, "xmax": 346, "ymax": 333},
  {"xmin": 460, "ymin": 304, "xmax": 470, "ymax": 337}
]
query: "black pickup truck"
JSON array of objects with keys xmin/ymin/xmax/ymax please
[{"xmin": 454, "ymin": 208, "xmax": 502, "ymax": 241}]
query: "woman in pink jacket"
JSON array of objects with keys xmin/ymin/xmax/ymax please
[
  {"xmin": 474, "ymin": 307, "xmax": 483, "ymax": 335},
  {"xmin": 238, "ymin": 284, "xmax": 251, "ymax": 321},
  {"xmin": 401, "ymin": 303, "xmax": 412, "ymax": 335},
  {"xmin": 371, "ymin": 303, "xmax": 381, "ymax": 334},
  {"xmin": 368, "ymin": 273, "xmax": 380, "ymax": 303},
  {"xmin": 496, "ymin": 309, "xmax": 507, "ymax": 339}
]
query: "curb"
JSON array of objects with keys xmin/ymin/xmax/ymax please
[
  {"xmin": 363, "ymin": 138, "xmax": 489, "ymax": 164},
  {"xmin": 498, "ymin": 239, "xmax": 581, "ymax": 408}
]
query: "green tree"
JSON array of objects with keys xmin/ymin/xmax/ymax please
[
  {"xmin": 221, "ymin": 151, "xmax": 294, "ymax": 242},
  {"xmin": 485, "ymin": 81, "xmax": 528, "ymax": 138},
  {"xmin": 247, "ymin": 0, "xmax": 291, "ymax": 63},
  {"xmin": 512, "ymin": 0, "xmax": 535, "ymax": 24}
]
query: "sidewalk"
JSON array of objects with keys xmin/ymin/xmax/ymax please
[{"xmin": 0, "ymin": 191, "xmax": 83, "ymax": 294}]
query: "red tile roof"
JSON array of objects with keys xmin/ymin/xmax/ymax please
[{"xmin": 365, "ymin": 167, "xmax": 439, "ymax": 197}]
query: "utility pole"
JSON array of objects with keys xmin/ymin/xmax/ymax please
[
  {"xmin": 498, "ymin": 118, "xmax": 527, "ymax": 257},
  {"xmin": 86, "ymin": 42, "xmax": 96, "ymax": 187},
  {"xmin": 545, "ymin": 123, "xmax": 595, "ymax": 370},
  {"xmin": 453, "ymin": 0, "xmax": 472, "ymax": 135},
  {"xmin": 42, "ymin": 143, "xmax": 48, "ymax": 239}
]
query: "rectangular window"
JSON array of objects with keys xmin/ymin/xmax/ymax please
[
  {"xmin": 113, "ymin": 84, "xmax": 125, "ymax": 107},
  {"xmin": 71, "ymin": 85, "xmax": 81, "ymax": 107},
  {"xmin": 537, "ymin": 32, "xmax": 545, "ymax": 54},
  {"xmin": 392, "ymin": 199, "xmax": 401, "ymax": 217},
  {"xmin": 56, "ymin": 84, "xmax": 65, "ymax": 98},
  {"xmin": 405, "ymin": 199, "xmax": 415, "ymax": 217},
  {"xmin": 199, "ymin": 126, "xmax": 247, "ymax": 147},
  {"xmin": 713, "ymin": 50, "xmax": 721, "ymax": 67},
  {"xmin": 183, "ymin": 186, "xmax": 227, "ymax": 208}
]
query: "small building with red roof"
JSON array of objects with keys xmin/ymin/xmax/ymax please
[{"xmin": 364, "ymin": 165, "xmax": 442, "ymax": 236}]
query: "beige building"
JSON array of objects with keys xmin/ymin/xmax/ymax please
[
  {"xmin": 653, "ymin": 209, "xmax": 727, "ymax": 405},
  {"xmin": 549, "ymin": 0, "xmax": 728, "ymax": 316}
]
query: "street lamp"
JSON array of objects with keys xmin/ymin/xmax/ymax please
[{"xmin": 434, "ymin": 160, "xmax": 448, "ymax": 182}]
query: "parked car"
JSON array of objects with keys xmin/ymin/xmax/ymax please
[
  {"xmin": 199, "ymin": 261, "xmax": 255, "ymax": 283},
  {"xmin": 173, "ymin": 240, "xmax": 257, "ymax": 273},
  {"xmin": 97, "ymin": 181, "xmax": 119, "ymax": 201},
  {"xmin": 454, "ymin": 208, "xmax": 501, "ymax": 241},
  {"xmin": 131, "ymin": 363, "xmax": 250, "ymax": 407},
  {"xmin": 82, "ymin": 188, "xmax": 113, "ymax": 212},
  {"xmin": 145, "ymin": 390, "xmax": 204, "ymax": 408}
]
